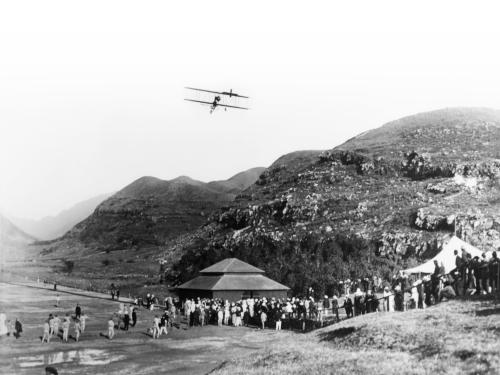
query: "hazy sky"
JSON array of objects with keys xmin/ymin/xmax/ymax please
[{"xmin": 2, "ymin": 1, "xmax": 500, "ymax": 219}]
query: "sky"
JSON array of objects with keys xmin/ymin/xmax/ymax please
[{"xmin": 2, "ymin": 0, "xmax": 500, "ymax": 219}]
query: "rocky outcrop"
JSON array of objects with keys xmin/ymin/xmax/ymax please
[
  {"xmin": 412, "ymin": 208, "xmax": 455, "ymax": 232},
  {"xmin": 402, "ymin": 151, "xmax": 455, "ymax": 180},
  {"xmin": 161, "ymin": 108, "xmax": 500, "ymax": 296}
]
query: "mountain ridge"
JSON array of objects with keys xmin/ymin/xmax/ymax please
[{"xmin": 62, "ymin": 167, "xmax": 266, "ymax": 249}]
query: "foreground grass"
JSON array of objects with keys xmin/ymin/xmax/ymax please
[{"xmin": 213, "ymin": 298, "xmax": 500, "ymax": 375}]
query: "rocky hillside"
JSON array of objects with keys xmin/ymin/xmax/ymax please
[
  {"xmin": 62, "ymin": 168, "xmax": 265, "ymax": 250},
  {"xmin": 162, "ymin": 108, "xmax": 500, "ymax": 296}
]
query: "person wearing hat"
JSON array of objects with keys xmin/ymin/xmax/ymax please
[
  {"xmin": 394, "ymin": 285, "xmax": 404, "ymax": 311},
  {"xmin": 343, "ymin": 295, "xmax": 353, "ymax": 319}
]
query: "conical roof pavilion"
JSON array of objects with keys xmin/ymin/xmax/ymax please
[
  {"xmin": 200, "ymin": 258, "xmax": 265, "ymax": 274},
  {"xmin": 176, "ymin": 257, "xmax": 289, "ymax": 301}
]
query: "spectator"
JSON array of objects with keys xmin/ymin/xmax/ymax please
[
  {"xmin": 75, "ymin": 304, "xmax": 82, "ymax": 319},
  {"xmin": 14, "ymin": 319, "xmax": 22, "ymax": 339},
  {"xmin": 80, "ymin": 314, "xmax": 87, "ymax": 333},
  {"xmin": 132, "ymin": 307, "xmax": 137, "ymax": 327},
  {"xmin": 123, "ymin": 311, "xmax": 130, "ymax": 331},
  {"xmin": 260, "ymin": 306, "xmax": 267, "ymax": 329},
  {"xmin": 74, "ymin": 318, "xmax": 81, "ymax": 342},
  {"xmin": 489, "ymin": 251, "xmax": 499, "ymax": 292},
  {"xmin": 62, "ymin": 315, "xmax": 70, "ymax": 342},
  {"xmin": 42, "ymin": 321, "xmax": 51, "ymax": 343},
  {"xmin": 52, "ymin": 315, "xmax": 60, "ymax": 338},
  {"xmin": 152, "ymin": 315, "xmax": 160, "ymax": 338},
  {"xmin": 439, "ymin": 281, "xmax": 456, "ymax": 301},
  {"xmin": 394, "ymin": 285, "xmax": 404, "ymax": 312},
  {"xmin": 344, "ymin": 296, "xmax": 353, "ymax": 318},
  {"xmin": 158, "ymin": 313, "xmax": 168, "ymax": 336},
  {"xmin": 331, "ymin": 294, "xmax": 339, "ymax": 322},
  {"xmin": 108, "ymin": 317, "xmax": 115, "ymax": 340}
]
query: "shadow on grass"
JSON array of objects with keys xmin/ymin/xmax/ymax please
[
  {"xmin": 410, "ymin": 342, "xmax": 443, "ymax": 358},
  {"xmin": 454, "ymin": 349, "xmax": 476, "ymax": 361},
  {"xmin": 475, "ymin": 307, "xmax": 500, "ymax": 317},
  {"xmin": 318, "ymin": 326, "xmax": 356, "ymax": 342}
]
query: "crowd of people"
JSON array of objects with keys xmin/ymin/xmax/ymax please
[
  {"xmin": 161, "ymin": 249, "xmax": 500, "ymax": 331},
  {"xmin": 3, "ymin": 247, "xmax": 499, "ymax": 347},
  {"xmin": 453, "ymin": 249, "xmax": 499, "ymax": 296},
  {"xmin": 179, "ymin": 295, "xmax": 343, "ymax": 331},
  {"xmin": 40, "ymin": 303, "xmax": 87, "ymax": 343}
]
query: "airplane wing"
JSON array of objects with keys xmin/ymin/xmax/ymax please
[
  {"xmin": 185, "ymin": 99, "xmax": 249, "ymax": 110},
  {"xmin": 186, "ymin": 87, "xmax": 249, "ymax": 99},
  {"xmin": 221, "ymin": 92, "xmax": 249, "ymax": 99},
  {"xmin": 217, "ymin": 103, "xmax": 249, "ymax": 110},
  {"xmin": 184, "ymin": 99, "xmax": 214, "ymax": 105},
  {"xmin": 185, "ymin": 87, "xmax": 222, "ymax": 95}
]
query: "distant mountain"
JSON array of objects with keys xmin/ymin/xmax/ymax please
[
  {"xmin": 163, "ymin": 107, "xmax": 500, "ymax": 295},
  {"xmin": 0, "ymin": 214, "xmax": 36, "ymax": 257},
  {"xmin": 208, "ymin": 167, "xmax": 266, "ymax": 194},
  {"xmin": 10, "ymin": 192, "xmax": 113, "ymax": 240},
  {"xmin": 63, "ymin": 167, "xmax": 265, "ymax": 249}
]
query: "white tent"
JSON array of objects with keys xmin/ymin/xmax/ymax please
[{"xmin": 404, "ymin": 236, "xmax": 485, "ymax": 275}]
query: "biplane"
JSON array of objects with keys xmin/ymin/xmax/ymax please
[{"xmin": 184, "ymin": 87, "xmax": 250, "ymax": 113}]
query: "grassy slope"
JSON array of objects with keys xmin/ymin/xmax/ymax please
[{"xmin": 213, "ymin": 298, "xmax": 500, "ymax": 375}]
